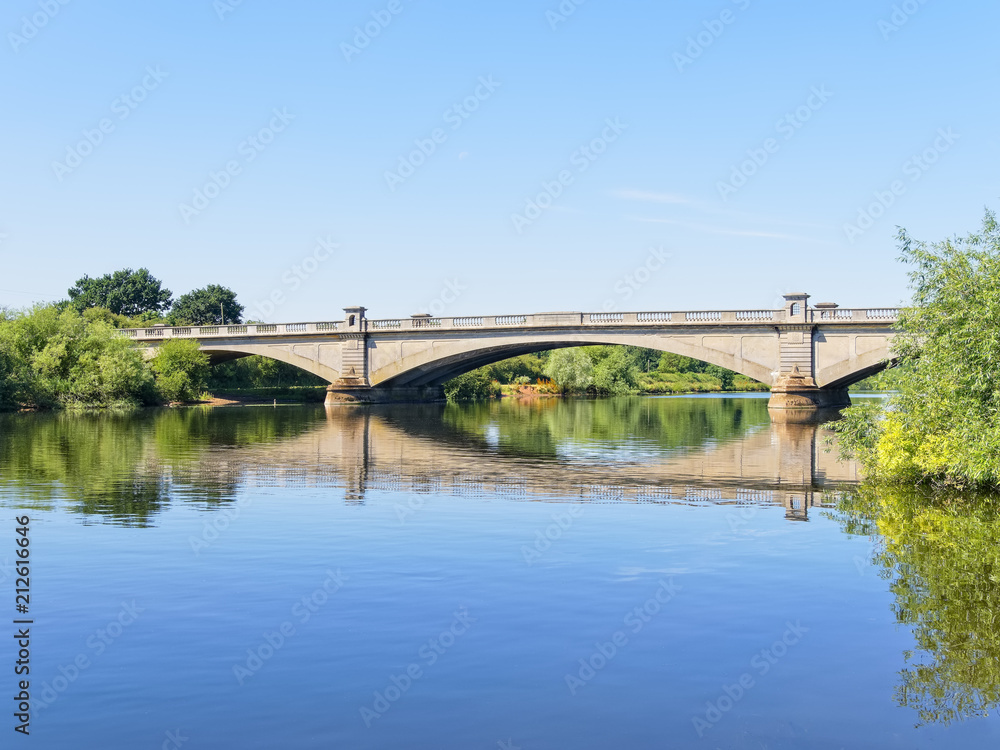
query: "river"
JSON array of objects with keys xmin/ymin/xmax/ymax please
[{"xmin": 1, "ymin": 394, "xmax": 997, "ymax": 748}]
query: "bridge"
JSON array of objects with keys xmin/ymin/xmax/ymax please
[{"xmin": 121, "ymin": 293, "xmax": 899, "ymax": 410}]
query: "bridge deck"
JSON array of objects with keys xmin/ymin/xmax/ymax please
[{"xmin": 120, "ymin": 307, "xmax": 899, "ymax": 341}]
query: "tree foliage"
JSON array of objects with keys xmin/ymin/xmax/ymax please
[
  {"xmin": 68, "ymin": 268, "xmax": 172, "ymax": 318},
  {"xmin": 591, "ymin": 347, "xmax": 640, "ymax": 395},
  {"xmin": 171, "ymin": 284, "xmax": 244, "ymax": 325},
  {"xmin": 0, "ymin": 305, "xmax": 156, "ymax": 408},
  {"xmin": 0, "ymin": 304, "xmax": 218, "ymax": 409},
  {"xmin": 443, "ymin": 369, "xmax": 502, "ymax": 401},
  {"xmin": 544, "ymin": 348, "xmax": 594, "ymax": 392},
  {"xmin": 837, "ymin": 486, "xmax": 1000, "ymax": 725},
  {"xmin": 836, "ymin": 212, "xmax": 1000, "ymax": 487},
  {"xmin": 150, "ymin": 339, "xmax": 210, "ymax": 402},
  {"xmin": 207, "ymin": 355, "xmax": 325, "ymax": 389}
]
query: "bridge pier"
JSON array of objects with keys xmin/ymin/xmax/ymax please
[
  {"xmin": 325, "ymin": 384, "xmax": 446, "ymax": 405},
  {"xmin": 767, "ymin": 365, "xmax": 850, "ymax": 415}
]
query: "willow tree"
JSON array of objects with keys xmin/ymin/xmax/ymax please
[{"xmin": 837, "ymin": 211, "xmax": 1000, "ymax": 488}]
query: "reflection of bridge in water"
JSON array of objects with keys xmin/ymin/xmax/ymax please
[{"xmin": 230, "ymin": 405, "xmax": 859, "ymax": 522}]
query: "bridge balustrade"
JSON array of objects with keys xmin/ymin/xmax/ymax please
[
  {"xmin": 865, "ymin": 308, "xmax": 899, "ymax": 320},
  {"xmin": 589, "ymin": 313, "xmax": 624, "ymax": 323},
  {"xmin": 819, "ymin": 309, "xmax": 854, "ymax": 320},
  {"xmin": 685, "ymin": 311, "xmax": 722, "ymax": 321},
  {"xmin": 118, "ymin": 306, "xmax": 900, "ymax": 341},
  {"xmin": 637, "ymin": 312, "xmax": 672, "ymax": 322}
]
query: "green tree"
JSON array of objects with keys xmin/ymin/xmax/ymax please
[
  {"xmin": 171, "ymin": 284, "xmax": 244, "ymax": 325},
  {"xmin": 658, "ymin": 352, "xmax": 705, "ymax": 373},
  {"xmin": 836, "ymin": 212, "xmax": 1000, "ymax": 487},
  {"xmin": 443, "ymin": 370, "xmax": 501, "ymax": 401},
  {"xmin": 705, "ymin": 364, "xmax": 735, "ymax": 391},
  {"xmin": 207, "ymin": 355, "xmax": 326, "ymax": 389},
  {"xmin": 544, "ymin": 348, "xmax": 593, "ymax": 392},
  {"xmin": 592, "ymin": 347, "xmax": 640, "ymax": 395},
  {"xmin": 68, "ymin": 268, "xmax": 172, "ymax": 317},
  {"xmin": 622, "ymin": 346, "xmax": 660, "ymax": 373},
  {"xmin": 151, "ymin": 339, "xmax": 210, "ymax": 402},
  {"xmin": 0, "ymin": 305, "xmax": 155, "ymax": 408}
]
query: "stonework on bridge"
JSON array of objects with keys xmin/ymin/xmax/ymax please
[{"xmin": 122, "ymin": 293, "xmax": 899, "ymax": 411}]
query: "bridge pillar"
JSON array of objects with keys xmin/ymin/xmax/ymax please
[
  {"xmin": 325, "ymin": 385, "xmax": 445, "ymax": 405},
  {"xmin": 768, "ymin": 294, "xmax": 849, "ymax": 414},
  {"xmin": 768, "ymin": 364, "xmax": 850, "ymax": 414}
]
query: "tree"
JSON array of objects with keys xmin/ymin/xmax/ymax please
[
  {"xmin": 0, "ymin": 304, "xmax": 156, "ymax": 408},
  {"xmin": 68, "ymin": 268, "xmax": 172, "ymax": 317},
  {"xmin": 443, "ymin": 370, "xmax": 501, "ymax": 401},
  {"xmin": 658, "ymin": 353, "xmax": 705, "ymax": 373},
  {"xmin": 592, "ymin": 347, "xmax": 640, "ymax": 395},
  {"xmin": 150, "ymin": 339, "xmax": 210, "ymax": 402},
  {"xmin": 622, "ymin": 346, "xmax": 660, "ymax": 373},
  {"xmin": 544, "ymin": 348, "xmax": 593, "ymax": 392},
  {"xmin": 836, "ymin": 211, "xmax": 1000, "ymax": 487},
  {"xmin": 705, "ymin": 364, "xmax": 735, "ymax": 391},
  {"xmin": 171, "ymin": 285, "xmax": 244, "ymax": 325}
]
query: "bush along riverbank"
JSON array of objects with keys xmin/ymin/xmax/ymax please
[
  {"xmin": 835, "ymin": 212, "xmax": 1000, "ymax": 490},
  {"xmin": 1, "ymin": 267, "xmax": 327, "ymax": 410},
  {"xmin": 0, "ymin": 305, "xmax": 211, "ymax": 410}
]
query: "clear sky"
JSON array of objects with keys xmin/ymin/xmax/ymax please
[{"xmin": 2, "ymin": 0, "xmax": 997, "ymax": 321}]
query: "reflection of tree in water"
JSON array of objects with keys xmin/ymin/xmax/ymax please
[
  {"xmin": 0, "ymin": 407, "xmax": 321, "ymax": 526},
  {"xmin": 432, "ymin": 396, "xmax": 770, "ymax": 459},
  {"xmin": 838, "ymin": 487, "xmax": 1000, "ymax": 725}
]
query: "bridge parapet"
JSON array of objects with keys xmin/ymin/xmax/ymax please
[
  {"xmin": 119, "ymin": 307, "xmax": 899, "ymax": 342},
  {"xmin": 120, "ymin": 321, "xmax": 343, "ymax": 340}
]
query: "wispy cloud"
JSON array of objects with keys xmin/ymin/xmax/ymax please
[
  {"xmin": 626, "ymin": 216, "xmax": 835, "ymax": 245},
  {"xmin": 614, "ymin": 189, "xmax": 693, "ymax": 205},
  {"xmin": 613, "ymin": 187, "xmax": 834, "ymax": 232}
]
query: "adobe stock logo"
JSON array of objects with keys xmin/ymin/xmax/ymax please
[
  {"xmin": 178, "ymin": 108, "xmax": 294, "ymax": 224},
  {"xmin": 716, "ymin": 86, "xmax": 832, "ymax": 201},
  {"xmin": 384, "ymin": 76, "xmax": 501, "ymax": 192},
  {"xmin": 672, "ymin": 0, "xmax": 752, "ymax": 72},
  {"xmin": 51, "ymin": 67, "xmax": 169, "ymax": 182},
  {"xmin": 842, "ymin": 128, "xmax": 958, "ymax": 244},
  {"xmin": 340, "ymin": 0, "xmax": 415, "ymax": 63},
  {"xmin": 8, "ymin": 0, "xmax": 74, "ymax": 53},
  {"xmin": 878, "ymin": 0, "xmax": 932, "ymax": 40},
  {"xmin": 510, "ymin": 117, "xmax": 627, "ymax": 234}
]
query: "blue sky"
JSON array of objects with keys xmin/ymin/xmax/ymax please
[{"xmin": 2, "ymin": 0, "xmax": 997, "ymax": 321}]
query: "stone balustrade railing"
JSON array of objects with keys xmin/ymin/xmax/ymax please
[
  {"xmin": 119, "ymin": 308, "xmax": 899, "ymax": 341},
  {"xmin": 119, "ymin": 321, "xmax": 343, "ymax": 339}
]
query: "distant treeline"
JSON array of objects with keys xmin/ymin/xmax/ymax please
[
  {"xmin": 444, "ymin": 347, "xmax": 767, "ymax": 401},
  {"xmin": 1, "ymin": 267, "xmax": 766, "ymax": 410}
]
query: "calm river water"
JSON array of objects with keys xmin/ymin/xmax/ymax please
[{"xmin": 1, "ymin": 395, "xmax": 998, "ymax": 748}]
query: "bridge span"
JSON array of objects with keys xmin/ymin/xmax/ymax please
[{"xmin": 122, "ymin": 293, "xmax": 899, "ymax": 410}]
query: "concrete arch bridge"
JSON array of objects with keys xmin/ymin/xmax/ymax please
[{"xmin": 122, "ymin": 293, "xmax": 899, "ymax": 410}]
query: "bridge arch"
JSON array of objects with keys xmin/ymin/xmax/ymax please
[
  {"xmin": 817, "ymin": 351, "xmax": 899, "ymax": 390},
  {"xmin": 369, "ymin": 333, "xmax": 777, "ymax": 388},
  {"xmin": 197, "ymin": 344, "xmax": 343, "ymax": 383}
]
